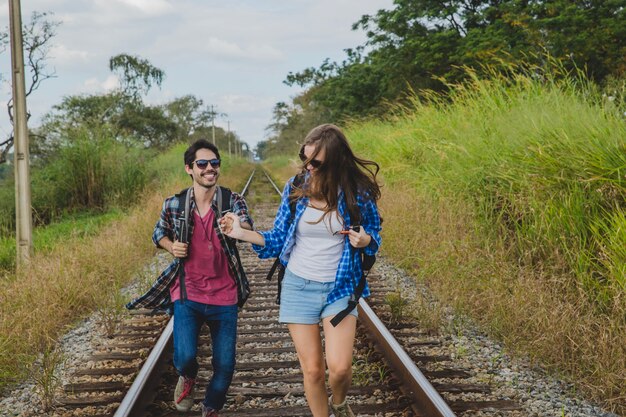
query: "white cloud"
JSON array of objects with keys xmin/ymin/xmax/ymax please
[
  {"xmin": 94, "ymin": 0, "xmax": 173, "ymax": 17},
  {"xmin": 202, "ymin": 37, "xmax": 284, "ymax": 62},
  {"xmin": 82, "ymin": 75, "xmax": 119, "ymax": 93},
  {"xmin": 50, "ymin": 44, "xmax": 91, "ymax": 67},
  {"xmin": 102, "ymin": 75, "xmax": 119, "ymax": 91},
  {"xmin": 116, "ymin": 0, "xmax": 173, "ymax": 15},
  {"xmin": 217, "ymin": 93, "xmax": 277, "ymax": 115}
]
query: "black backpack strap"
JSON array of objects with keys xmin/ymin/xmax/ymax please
[
  {"xmin": 176, "ymin": 187, "xmax": 193, "ymax": 302},
  {"xmin": 330, "ymin": 242, "xmax": 376, "ymax": 326},
  {"xmin": 176, "ymin": 187, "xmax": 193, "ymax": 243}
]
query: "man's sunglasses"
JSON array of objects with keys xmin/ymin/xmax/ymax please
[
  {"xmin": 193, "ymin": 159, "xmax": 221, "ymax": 170},
  {"xmin": 299, "ymin": 150, "xmax": 323, "ymax": 169}
]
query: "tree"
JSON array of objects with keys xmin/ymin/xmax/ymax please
[
  {"xmin": 0, "ymin": 12, "xmax": 60, "ymax": 164},
  {"xmin": 258, "ymin": 92, "xmax": 325, "ymax": 158},
  {"xmin": 117, "ymin": 103, "xmax": 178, "ymax": 148},
  {"xmin": 164, "ymin": 95, "xmax": 214, "ymax": 140},
  {"xmin": 109, "ymin": 53, "xmax": 165, "ymax": 101}
]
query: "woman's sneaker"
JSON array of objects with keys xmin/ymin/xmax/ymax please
[
  {"xmin": 174, "ymin": 375, "xmax": 195, "ymax": 411},
  {"xmin": 329, "ymin": 396, "xmax": 356, "ymax": 417}
]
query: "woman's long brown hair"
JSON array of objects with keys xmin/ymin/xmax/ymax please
[{"xmin": 292, "ymin": 124, "xmax": 381, "ymax": 225}]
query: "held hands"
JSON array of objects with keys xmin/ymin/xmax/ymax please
[
  {"xmin": 347, "ymin": 226, "xmax": 371, "ymax": 249},
  {"xmin": 219, "ymin": 213, "xmax": 243, "ymax": 239}
]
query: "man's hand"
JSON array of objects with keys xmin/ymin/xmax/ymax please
[
  {"xmin": 171, "ymin": 240, "xmax": 188, "ymax": 258},
  {"xmin": 220, "ymin": 213, "xmax": 244, "ymax": 239}
]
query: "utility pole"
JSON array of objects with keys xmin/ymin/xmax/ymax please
[
  {"xmin": 9, "ymin": 0, "xmax": 33, "ymax": 268},
  {"xmin": 210, "ymin": 105, "xmax": 216, "ymax": 145},
  {"xmin": 227, "ymin": 120, "xmax": 231, "ymax": 156}
]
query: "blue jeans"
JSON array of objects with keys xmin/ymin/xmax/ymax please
[{"xmin": 173, "ymin": 300, "xmax": 238, "ymax": 411}]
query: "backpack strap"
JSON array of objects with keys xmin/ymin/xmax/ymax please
[
  {"xmin": 267, "ymin": 173, "xmax": 305, "ymax": 304},
  {"xmin": 215, "ymin": 186, "xmax": 250, "ymax": 307},
  {"xmin": 330, "ymin": 251, "xmax": 376, "ymax": 327},
  {"xmin": 176, "ymin": 187, "xmax": 193, "ymax": 302},
  {"xmin": 216, "ymin": 185, "xmax": 233, "ymax": 217}
]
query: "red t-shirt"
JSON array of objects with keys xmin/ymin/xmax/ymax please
[{"xmin": 170, "ymin": 209, "xmax": 237, "ymax": 305}]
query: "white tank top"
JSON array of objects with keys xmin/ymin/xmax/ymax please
[{"xmin": 287, "ymin": 206, "xmax": 345, "ymax": 282}]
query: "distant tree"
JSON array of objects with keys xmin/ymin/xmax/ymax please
[
  {"xmin": 258, "ymin": 92, "xmax": 325, "ymax": 158},
  {"xmin": 117, "ymin": 103, "xmax": 178, "ymax": 148},
  {"xmin": 109, "ymin": 53, "xmax": 165, "ymax": 101},
  {"xmin": 164, "ymin": 95, "xmax": 214, "ymax": 140},
  {"xmin": 0, "ymin": 12, "xmax": 60, "ymax": 164}
]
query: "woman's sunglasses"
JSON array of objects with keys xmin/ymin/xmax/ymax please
[
  {"xmin": 299, "ymin": 150, "xmax": 323, "ymax": 169},
  {"xmin": 193, "ymin": 159, "xmax": 221, "ymax": 170}
]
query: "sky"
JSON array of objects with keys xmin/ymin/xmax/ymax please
[{"xmin": 0, "ymin": 0, "xmax": 394, "ymax": 150}]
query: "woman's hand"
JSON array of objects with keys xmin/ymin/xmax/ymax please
[
  {"xmin": 219, "ymin": 213, "xmax": 243, "ymax": 239},
  {"xmin": 347, "ymin": 226, "xmax": 371, "ymax": 248}
]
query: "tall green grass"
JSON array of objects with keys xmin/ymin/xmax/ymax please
[
  {"xmin": 346, "ymin": 66, "xmax": 625, "ymax": 411},
  {"xmin": 351, "ymin": 67, "xmax": 625, "ymax": 302},
  {"xmin": 0, "ymin": 128, "xmax": 153, "ymax": 233}
]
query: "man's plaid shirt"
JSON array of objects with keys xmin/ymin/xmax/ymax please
[
  {"xmin": 126, "ymin": 186, "xmax": 253, "ymax": 310},
  {"xmin": 252, "ymin": 176, "xmax": 382, "ymax": 304}
]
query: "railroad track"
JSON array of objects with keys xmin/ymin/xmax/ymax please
[{"xmin": 55, "ymin": 168, "xmax": 521, "ymax": 417}]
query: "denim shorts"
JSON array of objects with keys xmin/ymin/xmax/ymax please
[{"xmin": 279, "ymin": 268, "xmax": 358, "ymax": 324}]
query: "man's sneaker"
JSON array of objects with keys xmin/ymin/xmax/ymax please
[
  {"xmin": 329, "ymin": 395, "xmax": 356, "ymax": 417},
  {"xmin": 174, "ymin": 375, "xmax": 195, "ymax": 411},
  {"xmin": 201, "ymin": 404, "xmax": 219, "ymax": 417}
]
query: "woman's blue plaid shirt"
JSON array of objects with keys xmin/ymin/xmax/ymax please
[{"xmin": 252, "ymin": 176, "xmax": 382, "ymax": 304}]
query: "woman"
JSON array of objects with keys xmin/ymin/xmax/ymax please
[{"xmin": 221, "ymin": 124, "xmax": 382, "ymax": 417}]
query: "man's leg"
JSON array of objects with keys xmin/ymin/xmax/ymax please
[
  {"xmin": 173, "ymin": 300, "xmax": 204, "ymax": 410},
  {"xmin": 202, "ymin": 304, "xmax": 238, "ymax": 411},
  {"xmin": 173, "ymin": 300, "xmax": 204, "ymax": 376}
]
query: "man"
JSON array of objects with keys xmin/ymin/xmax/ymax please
[{"xmin": 126, "ymin": 139, "xmax": 253, "ymax": 417}]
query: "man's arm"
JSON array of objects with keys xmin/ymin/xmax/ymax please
[{"xmin": 154, "ymin": 196, "xmax": 188, "ymax": 258}]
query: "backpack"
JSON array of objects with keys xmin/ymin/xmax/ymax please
[
  {"xmin": 266, "ymin": 174, "xmax": 376, "ymax": 327},
  {"xmin": 177, "ymin": 186, "xmax": 251, "ymax": 307}
]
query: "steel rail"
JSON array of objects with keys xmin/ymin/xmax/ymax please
[
  {"xmin": 241, "ymin": 168, "xmax": 256, "ymax": 197},
  {"xmin": 114, "ymin": 168, "xmax": 257, "ymax": 417},
  {"xmin": 358, "ymin": 299, "xmax": 456, "ymax": 417},
  {"xmin": 262, "ymin": 169, "xmax": 282, "ymax": 194},
  {"xmin": 113, "ymin": 319, "xmax": 173, "ymax": 417}
]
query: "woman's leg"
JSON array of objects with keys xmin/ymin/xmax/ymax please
[
  {"xmin": 288, "ymin": 323, "xmax": 328, "ymax": 417},
  {"xmin": 322, "ymin": 315, "xmax": 357, "ymax": 404}
]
